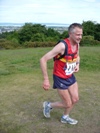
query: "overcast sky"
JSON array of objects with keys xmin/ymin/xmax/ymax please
[{"xmin": 0, "ymin": 0, "xmax": 100, "ymax": 24}]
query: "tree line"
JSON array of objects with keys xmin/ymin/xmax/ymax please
[{"xmin": 0, "ymin": 20, "xmax": 100, "ymax": 49}]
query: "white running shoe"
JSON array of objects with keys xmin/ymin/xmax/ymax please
[
  {"xmin": 43, "ymin": 101, "xmax": 51, "ymax": 118},
  {"xmin": 61, "ymin": 116, "xmax": 78, "ymax": 125}
]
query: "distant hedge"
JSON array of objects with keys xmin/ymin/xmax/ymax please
[
  {"xmin": 0, "ymin": 38, "xmax": 100, "ymax": 50},
  {"xmin": 0, "ymin": 39, "xmax": 20, "ymax": 49},
  {"xmin": 23, "ymin": 41, "xmax": 56, "ymax": 48}
]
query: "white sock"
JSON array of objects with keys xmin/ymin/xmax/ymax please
[
  {"xmin": 47, "ymin": 103, "xmax": 52, "ymax": 108},
  {"xmin": 62, "ymin": 115, "xmax": 69, "ymax": 119}
]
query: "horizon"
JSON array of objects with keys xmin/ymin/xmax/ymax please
[{"xmin": 0, "ymin": 22, "xmax": 70, "ymax": 27}]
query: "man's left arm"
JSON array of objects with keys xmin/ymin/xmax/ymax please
[{"xmin": 74, "ymin": 55, "xmax": 80, "ymax": 72}]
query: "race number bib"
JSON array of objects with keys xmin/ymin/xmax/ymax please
[{"xmin": 65, "ymin": 62, "xmax": 76, "ymax": 75}]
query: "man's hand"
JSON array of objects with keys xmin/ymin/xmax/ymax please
[
  {"xmin": 74, "ymin": 64, "xmax": 79, "ymax": 72},
  {"xmin": 42, "ymin": 79, "xmax": 50, "ymax": 90}
]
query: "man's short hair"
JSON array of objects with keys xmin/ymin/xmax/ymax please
[{"xmin": 68, "ymin": 23, "xmax": 83, "ymax": 33}]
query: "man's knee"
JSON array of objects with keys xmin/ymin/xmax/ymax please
[
  {"xmin": 72, "ymin": 96, "xmax": 79, "ymax": 104},
  {"xmin": 64, "ymin": 101, "xmax": 73, "ymax": 108}
]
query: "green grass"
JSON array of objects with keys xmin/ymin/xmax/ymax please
[{"xmin": 0, "ymin": 47, "xmax": 100, "ymax": 133}]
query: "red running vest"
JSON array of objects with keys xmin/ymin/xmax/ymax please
[{"xmin": 53, "ymin": 38, "xmax": 78, "ymax": 79}]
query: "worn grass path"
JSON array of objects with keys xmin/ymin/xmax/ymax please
[{"xmin": 0, "ymin": 47, "xmax": 100, "ymax": 133}]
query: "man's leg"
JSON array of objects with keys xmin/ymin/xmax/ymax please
[
  {"xmin": 51, "ymin": 82, "xmax": 79, "ymax": 124},
  {"xmin": 68, "ymin": 82, "xmax": 79, "ymax": 106},
  {"xmin": 43, "ymin": 82, "xmax": 79, "ymax": 124},
  {"xmin": 43, "ymin": 89, "xmax": 73, "ymax": 118},
  {"xmin": 51, "ymin": 82, "xmax": 79, "ymax": 114}
]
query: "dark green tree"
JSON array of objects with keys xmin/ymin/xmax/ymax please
[
  {"xmin": 18, "ymin": 23, "xmax": 47, "ymax": 44},
  {"xmin": 32, "ymin": 24, "xmax": 47, "ymax": 35},
  {"xmin": 18, "ymin": 23, "xmax": 33, "ymax": 44},
  {"xmin": 94, "ymin": 23, "xmax": 100, "ymax": 41},
  {"xmin": 47, "ymin": 28, "xmax": 60, "ymax": 37},
  {"xmin": 60, "ymin": 31, "xmax": 69, "ymax": 39},
  {"xmin": 82, "ymin": 20, "xmax": 95, "ymax": 36},
  {"xmin": 31, "ymin": 33, "xmax": 45, "ymax": 42}
]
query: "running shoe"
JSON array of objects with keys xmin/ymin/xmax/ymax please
[
  {"xmin": 61, "ymin": 116, "xmax": 78, "ymax": 125},
  {"xmin": 43, "ymin": 101, "xmax": 51, "ymax": 118}
]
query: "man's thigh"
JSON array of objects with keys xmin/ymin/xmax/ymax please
[
  {"xmin": 68, "ymin": 82, "xmax": 79, "ymax": 102},
  {"xmin": 57, "ymin": 89, "xmax": 72, "ymax": 107}
]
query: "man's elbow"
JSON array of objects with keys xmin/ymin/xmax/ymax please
[
  {"xmin": 40, "ymin": 57, "xmax": 43, "ymax": 64},
  {"xmin": 40, "ymin": 56, "xmax": 46, "ymax": 65}
]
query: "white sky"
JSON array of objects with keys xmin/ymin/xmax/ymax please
[{"xmin": 0, "ymin": 0, "xmax": 100, "ymax": 24}]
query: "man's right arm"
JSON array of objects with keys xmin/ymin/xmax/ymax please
[{"xmin": 40, "ymin": 42, "xmax": 65, "ymax": 90}]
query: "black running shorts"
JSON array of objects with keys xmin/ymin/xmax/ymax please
[{"xmin": 53, "ymin": 74, "xmax": 76, "ymax": 90}]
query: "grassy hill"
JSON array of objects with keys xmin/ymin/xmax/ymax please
[{"xmin": 0, "ymin": 47, "xmax": 100, "ymax": 133}]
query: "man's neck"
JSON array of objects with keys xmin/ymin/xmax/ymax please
[{"xmin": 68, "ymin": 38, "xmax": 77, "ymax": 46}]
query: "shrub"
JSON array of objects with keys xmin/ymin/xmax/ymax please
[
  {"xmin": 0, "ymin": 39, "xmax": 19, "ymax": 49},
  {"xmin": 23, "ymin": 41, "xmax": 56, "ymax": 48},
  {"xmin": 80, "ymin": 35, "xmax": 100, "ymax": 46}
]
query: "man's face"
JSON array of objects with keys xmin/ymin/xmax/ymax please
[{"xmin": 70, "ymin": 27, "xmax": 83, "ymax": 44}]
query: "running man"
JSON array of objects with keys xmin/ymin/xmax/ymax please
[{"xmin": 40, "ymin": 23, "xmax": 83, "ymax": 125}]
